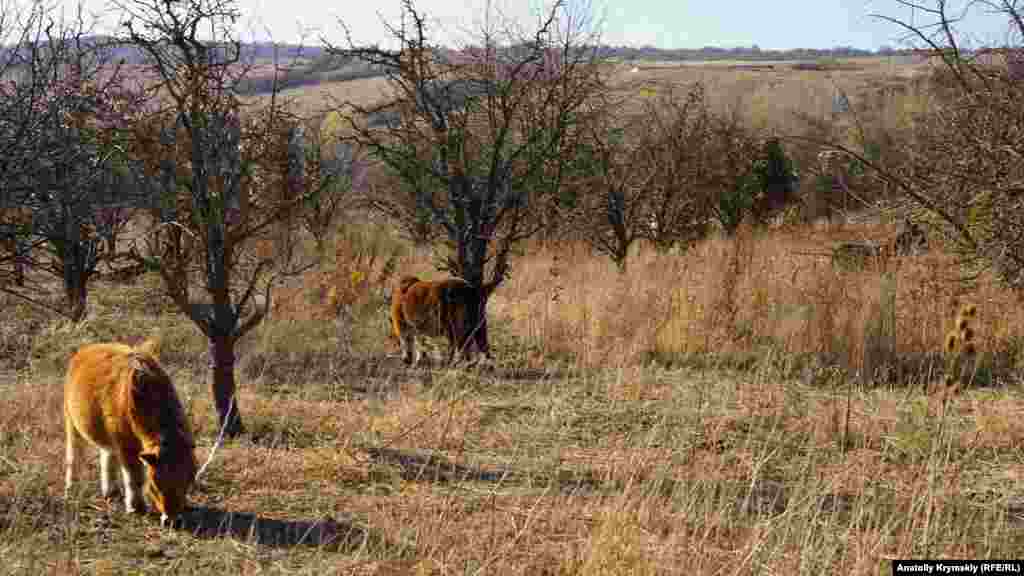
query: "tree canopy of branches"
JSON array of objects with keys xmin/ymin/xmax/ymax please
[
  {"xmin": 567, "ymin": 81, "xmax": 794, "ymax": 271},
  {"xmin": 829, "ymin": 0, "xmax": 1024, "ymax": 290},
  {"xmin": 636, "ymin": 83, "xmax": 719, "ymax": 246},
  {"xmin": 567, "ymin": 112, "xmax": 652, "ymax": 272},
  {"xmin": 117, "ymin": 0, "xmax": 338, "ymax": 436},
  {"xmin": 299, "ymin": 114, "xmax": 369, "ymax": 255},
  {"xmin": 0, "ymin": 3, "xmax": 143, "ymax": 321},
  {"xmin": 327, "ymin": 0, "xmax": 609, "ymax": 355},
  {"xmin": 624, "ymin": 82, "xmax": 771, "ymax": 245}
]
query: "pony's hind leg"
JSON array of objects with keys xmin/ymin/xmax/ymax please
[
  {"xmin": 63, "ymin": 415, "xmax": 82, "ymax": 498},
  {"xmin": 402, "ymin": 331, "xmax": 418, "ymax": 366}
]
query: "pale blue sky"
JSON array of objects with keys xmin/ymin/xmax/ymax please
[{"xmin": 54, "ymin": 0, "xmax": 1015, "ymax": 51}]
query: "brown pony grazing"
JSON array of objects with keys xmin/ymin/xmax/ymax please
[
  {"xmin": 391, "ymin": 275, "xmax": 494, "ymax": 366},
  {"xmin": 64, "ymin": 338, "xmax": 197, "ymax": 527}
]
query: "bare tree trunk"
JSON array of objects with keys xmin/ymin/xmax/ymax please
[
  {"xmin": 457, "ymin": 221, "xmax": 494, "ymax": 359},
  {"xmin": 279, "ymin": 125, "xmax": 304, "ymax": 263},
  {"xmin": 194, "ymin": 110, "xmax": 246, "ymax": 438},
  {"xmin": 209, "ymin": 336, "xmax": 244, "ymax": 437},
  {"xmin": 613, "ymin": 222, "xmax": 630, "ymax": 274},
  {"xmin": 62, "ymin": 203, "xmax": 89, "ymax": 323},
  {"xmin": 465, "ymin": 285, "xmax": 492, "ymax": 360},
  {"xmin": 12, "ymin": 238, "xmax": 26, "ymax": 286},
  {"xmin": 64, "ymin": 269, "xmax": 88, "ymax": 322}
]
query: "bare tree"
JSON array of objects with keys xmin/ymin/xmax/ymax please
[
  {"xmin": 701, "ymin": 111, "xmax": 768, "ymax": 235},
  {"xmin": 117, "ymin": 0, "xmax": 334, "ymax": 436},
  {"xmin": 635, "ymin": 83, "xmax": 716, "ymax": 247},
  {"xmin": 326, "ymin": 0, "xmax": 608, "ymax": 357},
  {"xmin": 566, "ymin": 108, "xmax": 653, "ymax": 272},
  {"xmin": 819, "ymin": 1, "xmax": 1024, "ymax": 290},
  {"xmin": 569, "ymin": 80, "xmax": 790, "ymax": 268},
  {"xmin": 0, "ymin": 2, "xmax": 142, "ymax": 321},
  {"xmin": 298, "ymin": 116, "xmax": 368, "ymax": 255}
]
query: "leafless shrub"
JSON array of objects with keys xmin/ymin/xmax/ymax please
[
  {"xmin": 819, "ymin": 1, "xmax": 1024, "ymax": 293},
  {"xmin": 0, "ymin": 3, "xmax": 145, "ymax": 320}
]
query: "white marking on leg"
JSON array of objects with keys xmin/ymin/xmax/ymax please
[
  {"xmin": 121, "ymin": 466, "xmax": 142, "ymax": 514},
  {"xmin": 64, "ymin": 435, "xmax": 78, "ymax": 497},
  {"xmin": 100, "ymin": 450, "xmax": 115, "ymax": 498},
  {"xmin": 403, "ymin": 332, "xmax": 417, "ymax": 365}
]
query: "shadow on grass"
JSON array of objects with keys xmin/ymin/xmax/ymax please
[
  {"xmin": 361, "ymin": 447, "xmax": 849, "ymax": 518},
  {"xmin": 1, "ymin": 492, "xmax": 402, "ymax": 555},
  {"xmin": 247, "ymin": 352, "xmax": 578, "ymax": 399},
  {"xmin": 365, "ymin": 447, "xmax": 619, "ymax": 496},
  {"xmin": 361, "ymin": 354, "xmax": 574, "ymax": 382},
  {"xmin": 365, "ymin": 446, "xmax": 515, "ymax": 484},
  {"xmin": 337, "ymin": 358, "xmax": 576, "ymax": 400},
  {"xmin": 177, "ymin": 505, "xmax": 390, "ymax": 552},
  {"xmin": 484, "ymin": 364, "xmax": 575, "ymax": 383}
]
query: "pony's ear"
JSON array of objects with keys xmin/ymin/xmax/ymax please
[{"xmin": 135, "ymin": 337, "xmax": 161, "ymax": 359}]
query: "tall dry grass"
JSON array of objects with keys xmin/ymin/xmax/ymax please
[{"xmin": 492, "ymin": 220, "xmax": 1023, "ymax": 386}]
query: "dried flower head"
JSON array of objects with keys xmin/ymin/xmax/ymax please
[{"xmin": 944, "ymin": 331, "xmax": 959, "ymax": 354}]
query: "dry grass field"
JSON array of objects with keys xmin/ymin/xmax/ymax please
[
  {"xmin": 2, "ymin": 56, "xmax": 1024, "ymax": 575},
  {"xmin": 278, "ymin": 55, "xmax": 932, "ymax": 136}
]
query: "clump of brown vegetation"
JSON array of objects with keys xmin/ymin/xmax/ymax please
[{"xmin": 289, "ymin": 222, "xmax": 405, "ymax": 321}]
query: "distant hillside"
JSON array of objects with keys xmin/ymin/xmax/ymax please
[
  {"xmin": 2, "ymin": 35, "xmax": 899, "ymax": 66},
  {"xmin": 2, "ymin": 37, "xmax": 912, "ymax": 98},
  {"xmin": 595, "ymin": 44, "xmax": 906, "ymax": 62},
  {"xmin": 165, "ymin": 43, "xmax": 914, "ymax": 96},
  {"xmin": 82, "ymin": 38, "xmax": 325, "ymax": 64}
]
